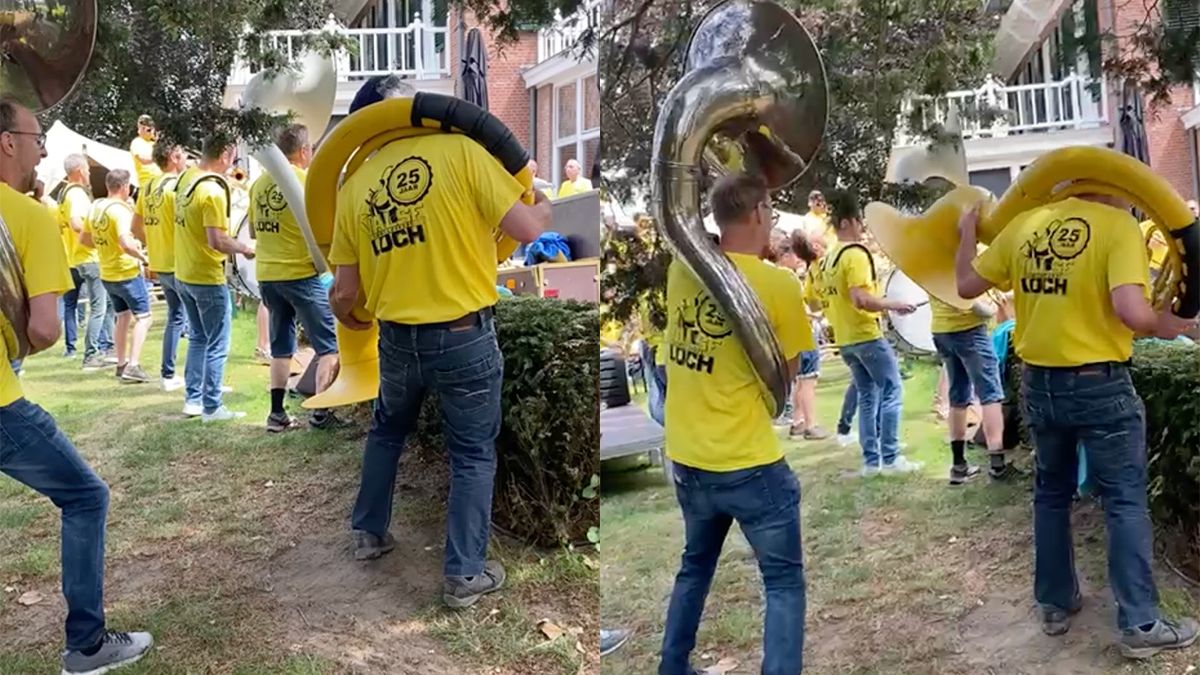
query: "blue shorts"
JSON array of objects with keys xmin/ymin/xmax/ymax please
[
  {"xmin": 103, "ymin": 276, "xmax": 151, "ymax": 317},
  {"xmin": 260, "ymin": 275, "xmax": 338, "ymax": 358},
  {"xmin": 932, "ymin": 324, "xmax": 1003, "ymax": 407},
  {"xmin": 797, "ymin": 349, "xmax": 820, "ymax": 380}
]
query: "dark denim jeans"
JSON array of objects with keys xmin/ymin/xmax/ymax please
[
  {"xmin": 840, "ymin": 339, "xmax": 903, "ymax": 467},
  {"xmin": 157, "ymin": 273, "xmax": 187, "ymax": 379},
  {"xmin": 177, "ymin": 282, "xmax": 232, "ymax": 413},
  {"xmin": 642, "ymin": 342, "xmax": 667, "ymax": 427},
  {"xmin": 351, "ymin": 313, "xmax": 503, "ymax": 577},
  {"xmin": 661, "ymin": 459, "xmax": 806, "ymax": 675},
  {"xmin": 0, "ymin": 398, "xmax": 109, "ymax": 650},
  {"xmin": 60, "ymin": 267, "xmax": 85, "ymax": 354},
  {"xmin": 1022, "ymin": 363, "xmax": 1160, "ymax": 630},
  {"xmin": 836, "ymin": 381, "xmax": 857, "ymax": 436}
]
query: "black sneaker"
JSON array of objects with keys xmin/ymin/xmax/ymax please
[
  {"xmin": 266, "ymin": 412, "xmax": 298, "ymax": 433},
  {"xmin": 115, "ymin": 363, "xmax": 127, "ymax": 379},
  {"xmin": 1042, "ymin": 595, "xmax": 1082, "ymax": 636},
  {"xmin": 309, "ymin": 409, "xmax": 343, "ymax": 429},
  {"xmin": 443, "ymin": 560, "xmax": 506, "ymax": 609},
  {"xmin": 988, "ymin": 462, "xmax": 1026, "ymax": 481},
  {"xmin": 1120, "ymin": 617, "xmax": 1199, "ymax": 659},
  {"xmin": 353, "ymin": 531, "xmax": 396, "ymax": 561},
  {"xmin": 120, "ymin": 364, "xmax": 150, "ymax": 383},
  {"xmin": 61, "ymin": 630, "xmax": 154, "ymax": 674},
  {"xmin": 949, "ymin": 463, "xmax": 981, "ymax": 486}
]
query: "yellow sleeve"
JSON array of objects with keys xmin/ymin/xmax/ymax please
[
  {"xmin": 200, "ymin": 187, "xmax": 228, "ymax": 232},
  {"xmin": 247, "ymin": 179, "xmax": 260, "ymax": 228},
  {"xmin": 23, "ymin": 210, "xmax": 72, "ymax": 297},
  {"xmin": 328, "ymin": 187, "xmax": 359, "ymax": 266},
  {"xmin": 1108, "ymin": 214, "xmax": 1150, "ymax": 290},
  {"xmin": 770, "ymin": 269, "xmax": 815, "ymax": 359},
  {"xmin": 465, "ymin": 143, "xmax": 525, "ymax": 230},
  {"xmin": 840, "ymin": 247, "xmax": 874, "ymax": 290},
  {"xmin": 973, "ymin": 226, "xmax": 1013, "ymax": 287},
  {"xmin": 114, "ymin": 207, "xmax": 133, "ymax": 238},
  {"xmin": 81, "ymin": 206, "xmax": 95, "ymax": 236},
  {"xmin": 67, "ymin": 191, "xmax": 90, "ymax": 222}
]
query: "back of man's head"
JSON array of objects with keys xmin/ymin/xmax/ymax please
[
  {"xmin": 826, "ymin": 189, "xmax": 861, "ymax": 229},
  {"xmin": 64, "ymin": 153, "xmax": 88, "ymax": 177},
  {"xmin": 349, "ymin": 74, "xmax": 414, "ymax": 115},
  {"xmin": 201, "ymin": 133, "xmax": 234, "ymax": 162},
  {"xmin": 710, "ymin": 173, "xmax": 768, "ymax": 230},
  {"xmin": 276, "ymin": 124, "xmax": 309, "ymax": 160},
  {"xmin": 151, "ymin": 139, "xmax": 180, "ymax": 170},
  {"xmin": 106, "ymin": 169, "xmax": 131, "ymax": 194}
]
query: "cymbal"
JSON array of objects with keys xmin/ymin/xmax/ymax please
[{"xmin": 0, "ymin": 0, "xmax": 98, "ymax": 112}]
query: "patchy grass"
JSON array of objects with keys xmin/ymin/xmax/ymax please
[
  {"xmin": 600, "ymin": 359, "xmax": 1200, "ymax": 675},
  {"xmin": 0, "ymin": 300, "xmax": 597, "ymax": 674}
]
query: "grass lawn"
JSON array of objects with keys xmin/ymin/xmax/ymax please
[
  {"xmin": 600, "ymin": 359, "xmax": 1199, "ymax": 675},
  {"xmin": 0, "ymin": 299, "xmax": 597, "ymax": 674}
]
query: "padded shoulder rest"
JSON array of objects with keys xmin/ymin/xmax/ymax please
[{"xmin": 410, "ymin": 92, "xmax": 529, "ymax": 175}]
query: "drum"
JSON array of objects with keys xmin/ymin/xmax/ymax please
[
  {"xmin": 227, "ymin": 214, "xmax": 259, "ymax": 299},
  {"xmin": 882, "ymin": 268, "xmax": 935, "ymax": 356}
]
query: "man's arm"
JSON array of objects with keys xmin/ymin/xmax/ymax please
[
  {"xmin": 79, "ymin": 228, "xmax": 94, "ymax": 248},
  {"xmin": 498, "ymin": 189, "xmax": 552, "ymax": 244},
  {"xmin": 26, "ymin": 293, "xmax": 62, "ymax": 353},
  {"xmin": 205, "ymin": 226, "xmax": 254, "ymax": 257},
  {"xmin": 957, "ymin": 204, "xmax": 997, "ymax": 299},
  {"xmin": 118, "ymin": 232, "xmax": 149, "ymax": 265},
  {"xmin": 330, "ymin": 264, "xmax": 371, "ymax": 330},
  {"xmin": 848, "ymin": 286, "xmax": 915, "ymax": 313}
]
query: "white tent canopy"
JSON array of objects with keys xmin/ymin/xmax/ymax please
[
  {"xmin": 702, "ymin": 209, "xmax": 806, "ymax": 235},
  {"xmin": 37, "ymin": 121, "xmax": 137, "ymax": 190}
]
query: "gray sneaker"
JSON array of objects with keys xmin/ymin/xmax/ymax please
[
  {"xmin": 600, "ymin": 628, "xmax": 632, "ymax": 657},
  {"xmin": 353, "ymin": 531, "xmax": 396, "ymax": 561},
  {"xmin": 949, "ymin": 463, "xmax": 981, "ymax": 486},
  {"xmin": 266, "ymin": 411, "xmax": 298, "ymax": 433},
  {"xmin": 1120, "ymin": 617, "xmax": 1199, "ymax": 659},
  {"xmin": 120, "ymin": 364, "xmax": 150, "ymax": 383},
  {"xmin": 1041, "ymin": 595, "xmax": 1082, "ymax": 636},
  {"xmin": 443, "ymin": 560, "xmax": 506, "ymax": 609},
  {"xmin": 81, "ymin": 355, "xmax": 106, "ymax": 371},
  {"xmin": 61, "ymin": 630, "xmax": 153, "ymax": 674}
]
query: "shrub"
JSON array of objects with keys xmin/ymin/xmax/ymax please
[{"xmin": 415, "ymin": 297, "xmax": 600, "ymax": 548}]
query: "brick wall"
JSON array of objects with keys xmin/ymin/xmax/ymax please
[
  {"xmin": 449, "ymin": 7, "xmax": 537, "ymax": 152},
  {"xmin": 536, "ymin": 83, "xmax": 554, "ymax": 178}
]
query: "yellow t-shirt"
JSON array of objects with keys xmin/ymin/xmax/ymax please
[
  {"xmin": 174, "ymin": 167, "xmax": 232, "ymax": 286},
  {"xmin": 58, "ymin": 184, "xmax": 97, "ymax": 267},
  {"xmin": 85, "ymin": 198, "xmax": 141, "ymax": 283},
  {"xmin": 129, "ymin": 136, "xmax": 162, "ymax": 187},
  {"xmin": 328, "ymin": 134, "xmax": 524, "ymax": 324},
  {"xmin": 1139, "ymin": 220, "xmax": 1167, "ymax": 273},
  {"xmin": 557, "ymin": 177, "xmax": 593, "ymax": 199},
  {"xmin": 664, "ymin": 254, "xmax": 814, "ymax": 472},
  {"xmin": 249, "ymin": 165, "xmax": 317, "ymax": 282},
  {"xmin": 974, "ymin": 197, "xmax": 1148, "ymax": 367},
  {"xmin": 811, "ymin": 242, "xmax": 883, "ymax": 347},
  {"xmin": 0, "ymin": 183, "xmax": 73, "ymax": 406},
  {"xmin": 135, "ymin": 173, "xmax": 179, "ymax": 273},
  {"xmin": 930, "ymin": 296, "xmax": 985, "ymax": 334}
]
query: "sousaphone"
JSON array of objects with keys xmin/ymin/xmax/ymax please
[
  {"xmin": 0, "ymin": 0, "xmax": 99, "ymax": 360},
  {"xmin": 651, "ymin": 0, "xmax": 828, "ymax": 416}
]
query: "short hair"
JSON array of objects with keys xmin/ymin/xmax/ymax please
[
  {"xmin": 201, "ymin": 133, "xmax": 235, "ymax": 161},
  {"xmin": 710, "ymin": 173, "xmax": 769, "ymax": 228},
  {"xmin": 790, "ymin": 230, "xmax": 820, "ymax": 263},
  {"xmin": 0, "ymin": 96, "xmax": 21, "ymax": 133},
  {"xmin": 151, "ymin": 139, "xmax": 180, "ymax": 169},
  {"xmin": 105, "ymin": 169, "xmax": 131, "ymax": 192},
  {"xmin": 276, "ymin": 124, "xmax": 309, "ymax": 158},
  {"xmin": 138, "ymin": 114, "xmax": 154, "ymax": 127},
  {"xmin": 64, "ymin": 154, "xmax": 88, "ymax": 174},
  {"xmin": 826, "ymin": 189, "xmax": 861, "ymax": 229},
  {"xmin": 808, "ymin": 189, "xmax": 824, "ymax": 201}
]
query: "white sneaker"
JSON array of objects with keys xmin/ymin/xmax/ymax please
[
  {"xmin": 221, "ymin": 385, "xmax": 233, "ymax": 393},
  {"xmin": 161, "ymin": 376, "xmax": 185, "ymax": 392},
  {"xmin": 837, "ymin": 432, "xmax": 858, "ymax": 447},
  {"xmin": 202, "ymin": 406, "xmax": 246, "ymax": 423},
  {"xmin": 861, "ymin": 464, "xmax": 882, "ymax": 477},
  {"xmin": 182, "ymin": 401, "xmax": 203, "ymax": 417},
  {"xmin": 881, "ymin": 456, "xmax": 924, "ymax": 474}
]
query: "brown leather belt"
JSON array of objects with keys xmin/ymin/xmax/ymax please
[{"xmin": 389, "ymin": 306, "xmax": 495, "ymax": 330}]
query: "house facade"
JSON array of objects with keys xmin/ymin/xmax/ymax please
[
  {"xmin": 894, "ymin": 0, "xmax": 1200, "ymax": 201},
  {"xmin": 224, "ymin": 0, "xmax": 598, "ymax": 190}
]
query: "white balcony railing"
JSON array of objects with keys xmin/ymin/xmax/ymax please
[
  {"xmin": 537, "ymin": 0, "xmax": 600, "ymax": 63},
  {"xmin": 895, "ymin": 75, "xmax": 1109, "ymax": 146},
  {"xmin": 229, "ymin": 15, "xmax": 451, "ymax": 86}
]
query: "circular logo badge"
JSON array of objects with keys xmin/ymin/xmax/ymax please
[
  {"xmin": 385, "ymin": 157, "xmax": 433, "ymax": 206},
  {"xmin": 696, "ymin": 295, "xmax": 732, "ymax": 339},
  {"xmin": 1048, "ymin": 217, "xmax": 1091, "ymax": 260},
  {"xmin": 266, "ymin": 185, "xmax": 287, "ymax": 212}
]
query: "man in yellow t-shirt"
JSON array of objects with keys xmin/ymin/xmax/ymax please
[
  {"xmin": 800, "ymin": 189, "xmax": 836, "ymax": 251},
  {"xmin": 328, "ymin": 86, "xmax": 551, "ymax": 608},
  {"xmin": 129, "ymin": 115, "xmax": 162, "ymax": 189},
  {"xmin": 80, "ymin": 169, "xmax": 152, "ymax": 384},
  {"xmin": 660, "ymin": 174, "xmax": 812, "ymax": 675},
  {"xmin": 957, "ymin": 195, "xmax": 1197, "ymax": 652},
  {"xmin": 58, "ymin": 154, "xmax": 114, "ymax": 369},
  {"xmin": 133, "ymin": 141, "xmax": 188, "ymax": 391},
  {"xmin": 249, "ymin": 124, "xmax": 339, "ymax": 432},
  {"xmin": 928, "ymin": 294, "xmax": 1016, "ymax": 483},
  {"xmin": 808, "ymin": 190, "xmax": 920, "ymax": 475},
  {"xmin": 556, "ymin": 158, "xmax": 593, "ymax": 198},
  {"xmin": 175, "ymin": 135, "xmax": 255, "ymax": 422},
  {"xmin": 0, "ymin": 97, "xmax": 154, "ymax": 673}
]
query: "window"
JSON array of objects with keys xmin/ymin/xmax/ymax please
[{"xmin": 553, "ymin": 73, "xmax": 601, "ymax": 188}]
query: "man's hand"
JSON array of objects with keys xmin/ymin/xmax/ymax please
[
  {"xmin": 243, "ymin": 240, "xmax": 256, "ymax": 260},
  {"xmin": 329, "ymin": 287, "xmax": 372, "ymax": 330},
  {"xmin": 531, "ymin": 188, "xmax": 549, "ymax": 206},
  {"xmin": 1154, "ymin": 309, "xmax": 1196, "ymax": 340},
  {"xmin": 889, "ymin": 301, "xmax": 917, "ymax": 315}
]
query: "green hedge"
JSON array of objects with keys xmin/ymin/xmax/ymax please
[
  {"xmin": 1008, "ymin": 340, "xmax": 1199, "ymax": 563},
  {"xmin": 416, "ymin": 297, "xmax": 600, "ymax": 548}
]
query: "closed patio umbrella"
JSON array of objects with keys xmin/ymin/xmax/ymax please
[{"xmin": 460, "ymin": 28, "xmax": 488, "ymax": 110}]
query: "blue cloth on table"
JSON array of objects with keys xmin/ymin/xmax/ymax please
[
  {"xmin": 497, "ymin": 285, "xmax": 514, "ymax": 297},
  {"xmin": 524, "ymin": 232, "xmax": 572, "ymax": 266}
]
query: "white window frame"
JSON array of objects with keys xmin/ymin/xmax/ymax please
[{"xmin": 552, "ymin": 74, "xmax": 601, "ymax": 188}]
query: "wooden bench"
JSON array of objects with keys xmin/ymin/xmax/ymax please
[{"xmin": 600, "ymin": 404, "xmax": 672, "ymax": 482}]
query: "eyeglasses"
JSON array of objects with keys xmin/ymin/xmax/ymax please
[{"xmin": 2, "ymin": 130, "xmax": 46, "ymax": 149}]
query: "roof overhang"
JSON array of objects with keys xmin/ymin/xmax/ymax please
[
  {"xmin": 991, "ymin": 0, "xmax": 1071, "ymax": 80},
  {"xmin": 1183, "ymin": 104, "xmax": 1200, "ymax": 130},
  {"xmin": 522, "ymin": 52, "xmax": 596, "ymax": 89}
]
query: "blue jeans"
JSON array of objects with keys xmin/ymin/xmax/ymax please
[
  {"xmin": 642, "ymin": 342, "xmax": 667, "ymax": 427},
  {"xmin": 932, "ymin": 325, "xmax": 1004, "ymax": 407},
  {"xmin": 97, "ymin": 300, "xmax": 115, "ymax": 353},
  {"xmin": 661, "ymin": 459, "xmax": 805, "ymax": 675},
  {"xmin": 837, "ymin": 381, "xmax": 857, "ymax": 435},
  {"xmin": 177, "ymin": 282, "xmax": 232, "ymax": 413},
  {"xmin": 351, "ymin": 313, "xmax": 503, "ymax": 577},
  {"xmin": 76, "ymin": 263, "xmax": 108, "ymax": 358},
  {"xmin": 0, "ymin": 399, "xmax": 109, "ymax": 651},
  {"xmin": 260, "ymin": 276, "xmax": 338, "ymax": 357},
  {"xmin": 840, "ymin": 339, "xmax": 903, "ymax": 467},
  {"xmin": 60, "ymin": 268, "xmax": 85, "ymax": 354},
  {"xmin": 157, "ymin": 273, "xmax": 187, "ymax": 379},
  {"xmin": 1021, "ymin": 363, "xmax": 1159, "ymax": 630}
]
